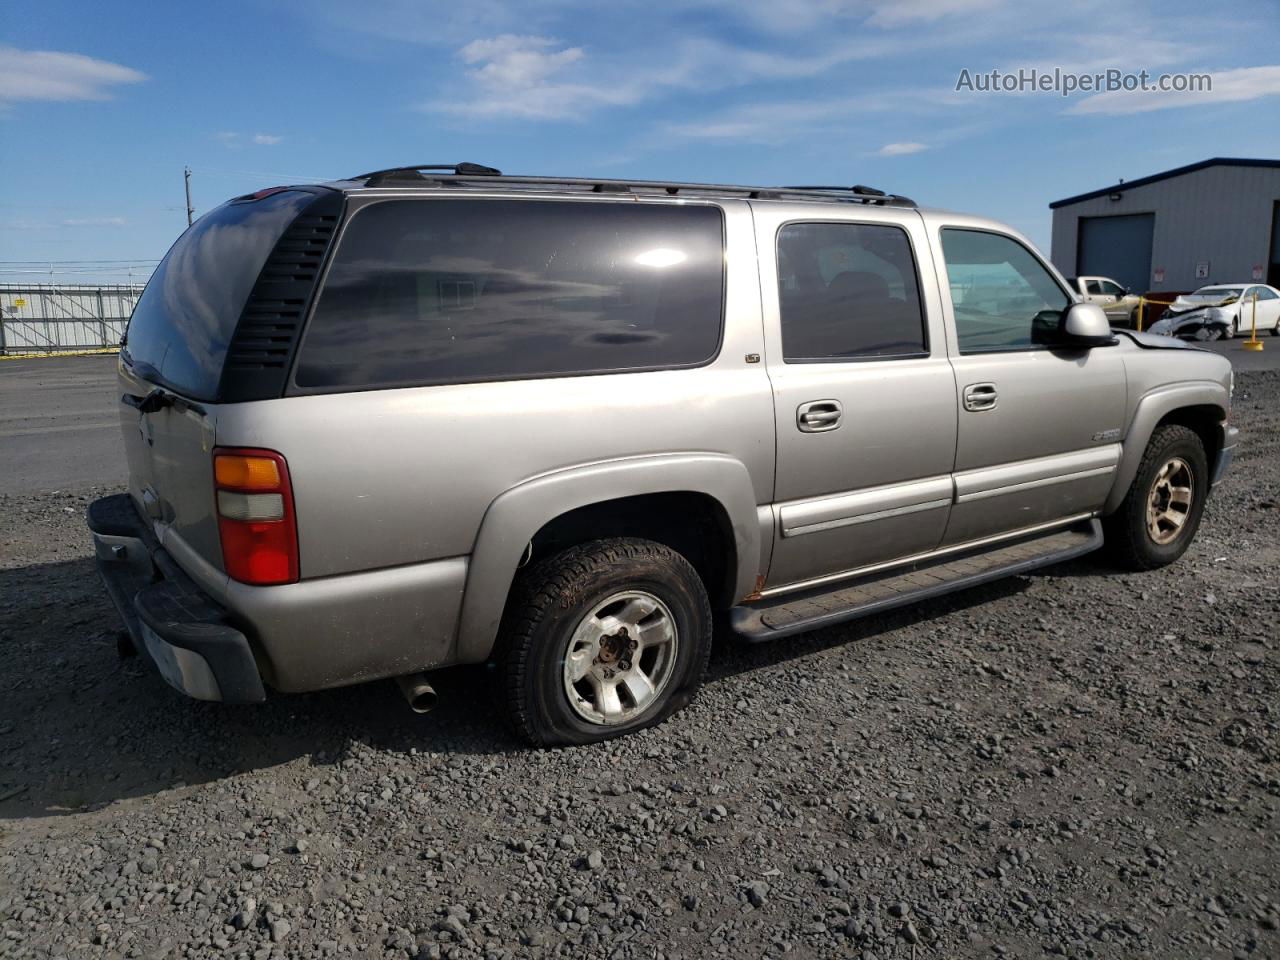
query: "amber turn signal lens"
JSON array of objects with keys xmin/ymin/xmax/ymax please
[{"xmin": 214, "ymin": 454, "xmax": 281, "ymax": 491}]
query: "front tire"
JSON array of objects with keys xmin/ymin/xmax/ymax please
[
  {"xmin": 1103, "ymin": 424, "xmax": 1208, "ymax": 571},
  {"xmin": 494, "ymin": 538, "xmax": 712, "ymax": 746}
]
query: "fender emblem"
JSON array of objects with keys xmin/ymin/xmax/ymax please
[{"xmin": 1092, "ymin": 428, "xmax": 1121, "ymax": 443}]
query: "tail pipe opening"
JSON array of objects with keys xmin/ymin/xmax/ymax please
[{"xmin": 394, "ymin": 673, "xmax": 438, "ymax": 714}]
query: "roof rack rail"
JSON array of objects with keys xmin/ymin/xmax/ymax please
[
  {"xmin": 348, "ymin": 167, "xmax": 916, "ymax": 207},
  {"xmin": 785, "ymin": 184, "xmax": 888, "ymax": 197},
  {"xmin": 355, "ymin": 162, "xmax": 502, "ymax": 185}
]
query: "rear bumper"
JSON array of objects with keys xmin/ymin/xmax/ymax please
[
  {"xmin": 87, "ymin": 494, "xmax": 266, "ymax": 703},
  {"xmin": 1212, "ymin": 424, "xmax": 1239, "ymax": 486}
]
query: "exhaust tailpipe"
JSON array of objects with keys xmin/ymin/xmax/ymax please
[{"xmin": 394, "ymin": 673, "xmax": 438, "ymax": 714}]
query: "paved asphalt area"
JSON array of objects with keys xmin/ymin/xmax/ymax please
[
  {"xmin": 1, "ymin": 339, "xmax": 1277, "ymax": 497},
  {"xmin": 0, "ymin": 355, "xmax": 127, "ymax": 495}
]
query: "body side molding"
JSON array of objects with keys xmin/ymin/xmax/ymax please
[
  {"xmin": 778, "ymin": 475, "xmax": 953, "ymax": 539},
  {"xmin": 954, "ymin": 445, "xmax": 1121, "ymax": 504}
]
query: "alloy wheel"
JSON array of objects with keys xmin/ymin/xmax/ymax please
[
  {"xmin": 1147, "ymin": 457, "xmax": 1194, "ymax": 545},
  {"xmin": 562, "ymin": 590, "xmax": 679, "ymax": 725}
]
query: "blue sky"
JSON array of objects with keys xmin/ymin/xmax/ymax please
[{"xmin": 3, "ymin": 0, "xmax": 1280, "ymax": 283}]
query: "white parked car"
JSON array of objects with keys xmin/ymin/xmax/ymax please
[{"xmin": 1149, "ymin": 284, "xmax": 1280, "ymax": 340}]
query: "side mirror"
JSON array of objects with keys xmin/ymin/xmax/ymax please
[{"xmin": 1058, "ymin": 302, "xmax": 1117, "ymax": 347}]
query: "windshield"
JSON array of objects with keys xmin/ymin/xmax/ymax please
[
  {"xmin": 123, "ymin": 190, "xmax": 317, "ymax": 400},
  {"xmin": 1187, "ymin": 287, "xmax": 1243, "ymax": 302}
]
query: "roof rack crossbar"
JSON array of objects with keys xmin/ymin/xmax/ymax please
[{"xmin": 349, "ymin": 170, "xmax": 916, "ymax": 207}]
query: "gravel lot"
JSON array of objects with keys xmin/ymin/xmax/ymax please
[{"xmin": 1, "ymin": 368, "xmax": 1277, "ymax": 960}]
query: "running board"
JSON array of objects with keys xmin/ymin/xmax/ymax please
[{"xmin": 730, "ymin": 519, "xmax": 1103, "ymax": 642}]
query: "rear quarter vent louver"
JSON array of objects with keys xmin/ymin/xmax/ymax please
[{"xmin": 218, "ymin": 192, "xmax": 344, "ymax": 402}]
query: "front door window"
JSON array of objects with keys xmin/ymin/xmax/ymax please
[{"xmin": 941, "ymin": 229, "xmax": 1071, "ymax": 353}]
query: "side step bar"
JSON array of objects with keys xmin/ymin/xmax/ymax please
[{"xmin": 730, "ymin": 519, "xmax": 1103, "ymax": 642}]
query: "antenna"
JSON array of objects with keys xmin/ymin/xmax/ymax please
[{"xmin": 184, "ymin": 167, "xmax": 194, "ymax": 226}]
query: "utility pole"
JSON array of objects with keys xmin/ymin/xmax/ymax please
[{"xmin": 184, "ymin": 166, "xmax": 194, "ymax": 226}]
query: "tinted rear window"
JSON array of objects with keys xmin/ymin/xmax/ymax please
[
  {"xmin": 124, "ymin": 190, "xmax": 317, "ymax": 400},
  {"xmin": 294, "ymin": 198, "xmax": 725, "ymax": 391}
]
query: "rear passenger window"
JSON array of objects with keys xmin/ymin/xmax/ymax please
[
  {"xmin": 294, "ymin": 199, "xmax": 724, "ymax": 390},
  {"xmin": 776, "ymin": 222, "xmax": 927, "ymax": 361}
]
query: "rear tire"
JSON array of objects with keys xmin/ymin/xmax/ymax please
[
  {"xmin": 494, "ymin": 538, "xmax": 712, "ymax": 746},
  {"xmin": 1103, "ymin": 424, "xmax": 1208, "ymax": 571}
]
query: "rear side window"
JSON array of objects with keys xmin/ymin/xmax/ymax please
[
  {"xmin": 776, "ymin": 222, "xmax": 926, "ymax": 361},
  {"xmin": 124, "ymin": 190, "xmax": 317, "ymax": 400},
  {"xmin": 294, "ymin": 199, "xmax": 725, "ymax": 390}
]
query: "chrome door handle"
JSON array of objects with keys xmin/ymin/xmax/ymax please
[
  {"xmin": 963, "ymin": 382, "xmax": 998, "ymax": 412},
  {"xmin": 797, "ymin": 400, "xmax": 843, "ymax": 432}
]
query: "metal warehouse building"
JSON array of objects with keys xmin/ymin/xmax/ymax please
[{"xmin": 1050, "ymin": 157, "xmax": 1280, "ymax": 295}]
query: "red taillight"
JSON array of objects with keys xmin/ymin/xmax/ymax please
[{"xmin": 213, "ymin": 447, "xmax": 298, "ymax": 585}]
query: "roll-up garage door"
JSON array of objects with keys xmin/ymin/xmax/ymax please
[{"xmin": 1078, "ymin": 213, "xmax": 1154, "ymax": 293}]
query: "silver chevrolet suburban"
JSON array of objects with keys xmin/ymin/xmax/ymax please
[{"xmin": 88, "ymin": 163, "xmax": 1238, "ymax": 746}]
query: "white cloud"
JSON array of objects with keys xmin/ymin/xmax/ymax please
[
  {"xmin": 429, "ymin": 31, "xmax": 936, "ymax": 120},
  {"xmin": 417, "ymin": 0, "xmax": 1082, "ymax": 124},
  {"xmin": 1067, "ymin": 64, "xmax": 1280, "ymax": 115},
  {"xmin": 878, "ymin": 141, "xmax": 927, "ymax": 155},
  {"xmin": 458, "ymin": 35, "xmax": 584, "ymax": 86},
  {"xmin": 315, "ymin": 0, "xmax": 1234, "ymax": 137},
  {"xmin": 215, "ymin": 131, "xmax": 284, "ymax": 147},
  {"xmin": 0, "ymin": 45, "xmax": 145, "ymax": 103},
  {"xmin": 62, "ymin": 217, "xmax": 128, "ymax": 227},
  {"xmin": 432, "ymin": 35, "xmax": 651, "ymax": 119}
]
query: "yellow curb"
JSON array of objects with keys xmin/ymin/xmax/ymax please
[{"xmin": 0, "ymin": 348, "xmax": 119, "ymax": 360}]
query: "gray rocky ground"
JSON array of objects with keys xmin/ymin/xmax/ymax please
[{"xmin": 1, "ymin": 370, "xmax": 1277, "ymax": 960}]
